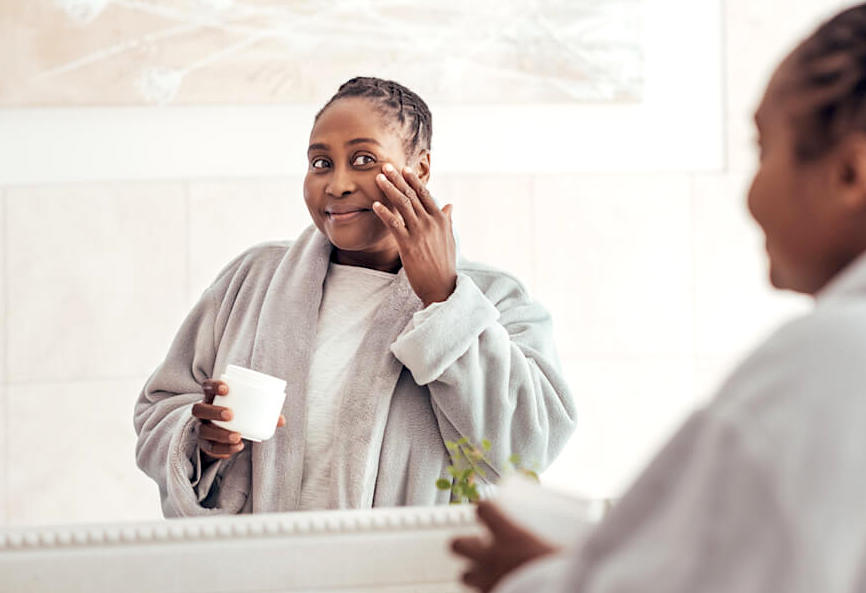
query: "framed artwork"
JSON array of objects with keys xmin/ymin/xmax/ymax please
[{"xmin": 0, "ymin": 0, "xmax": 722, "ymax": 183}]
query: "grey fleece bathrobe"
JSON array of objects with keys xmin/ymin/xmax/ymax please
[{"xmin": 134, "ymin": 226, "xmax": 576, "ymax": 517}]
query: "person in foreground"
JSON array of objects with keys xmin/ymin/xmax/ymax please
[
  {"xmin": 453, "ymin": 4, "xmax": 866, "ymax": 592},
  {"xmin": 134, "ymin": 77, "xmax": 575, "ymax": 517}
]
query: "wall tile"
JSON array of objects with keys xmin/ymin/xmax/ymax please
[
  {"xmin": 539, "ymin": 363, "xmax": 604, "ymax": 499},
  {"xmin": 691, "ymin": 172, "xmax": 809, "ymax": 359},
  {"xmin": 0, "ymin": 191, "xmax": 5, "ymax": 525},
  {"xmin": 543, "ymin": 356, "xmax": 697, "ymax": 499},
  {"xmin": 0, "ymin": 385, "xmax": 6, "ymax": 527},
  {"xmin": 693, "ymin": 355, "xmax": 744, "ymax": 407},
  {"xmin": 7, "ymin": 378, "xmax": 164, "ymax": 526},
  {"xmin": 434, "ymin": 174, "xmax": 537, "ymax": 294},
  {"xmin": 187, "ymin": 177, "xmax": 310, "ymax": 301},
  {"xmin": 724, "ymin": 0, "xmax": 784, "ymax": 174},
  {"xmin": 1, "ymin": 188, "xmax": 5, "ymax": 387},
  {"xmin": 724, "ymin": 0, "xmax": 853, "ymax": 173},
  {"xmin": 533, "ymin": 174, "xmax": 694, "ymax": 360},
  {"xmin": 6, "ymin": 183, "xmax": 188, "ymax": 383}
]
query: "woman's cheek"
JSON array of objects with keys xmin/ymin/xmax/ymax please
[{"xmin": 302, "ymin": 182, "xmax": 324, "ymax": 227}]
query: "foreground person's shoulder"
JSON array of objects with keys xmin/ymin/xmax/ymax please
[{"xmin": 711, "ymin": 301, "xmax": 866, "ymax": 428}]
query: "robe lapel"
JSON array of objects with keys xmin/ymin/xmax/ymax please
[{"xmin": 248, "ymin": 227, "xmax": 331, "ymax": 512}]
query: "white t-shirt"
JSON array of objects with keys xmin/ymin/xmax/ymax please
[{"xmin": 298, "ymin": 262, "xmax": 396, "ymax": 511}]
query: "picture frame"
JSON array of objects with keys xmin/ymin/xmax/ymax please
[{"xmin": 0, "ymin": 0, "xmax": 723, "ymax": 185}]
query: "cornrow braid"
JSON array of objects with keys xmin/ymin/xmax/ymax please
[
  {"xmin": 315, "ymin": 76, "xmax": 432, "ymax": 157},
  {"xmin": 786, "ymin": 3, "xmax": 866, "ymax": 161}
]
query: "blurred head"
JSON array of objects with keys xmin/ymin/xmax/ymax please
[
  {"xmin": 303, "ymin": 77, "xmax": 432, "ymax": 269},
  {"xmin": 748, "ymin": 4, "xmax": 866, "ymax": 294}
]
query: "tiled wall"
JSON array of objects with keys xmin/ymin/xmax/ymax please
[{"xmin": 2, "ymin": 0, "xmax": 849, "ymax": 525}]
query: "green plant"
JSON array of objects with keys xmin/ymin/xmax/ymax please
[{"xmin": 436, "ymin": 437, "xmax": 539, "ymax": 504}]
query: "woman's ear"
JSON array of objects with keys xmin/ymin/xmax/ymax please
[
  {"xmin": 835, "ymin": 134, "xmax": 866, "ymax": 212},
  {"xmin": 415, "ymin": 149, "xmax": 431, "ymax": 184}
]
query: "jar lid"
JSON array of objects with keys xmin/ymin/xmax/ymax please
[{"xmin": 223, "ymin": 364, "xmax": 287, "ymax": 391}]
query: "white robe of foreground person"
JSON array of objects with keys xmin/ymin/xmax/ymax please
[{"xmin": 497, "ymin": 252, "xmax": 866, "ymax": 593}]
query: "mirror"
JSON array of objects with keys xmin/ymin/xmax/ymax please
[{"xmin": 0, "ymin": 0, "xmax": 755, "ymax": 529}]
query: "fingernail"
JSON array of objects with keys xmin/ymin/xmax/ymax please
[
  {"xmin": 372, "ymin": 201, "xmax": 382, "ymax": 209},
  {"xmin": 404, "ymin": 166, "xmax": 413, "ymax": 173},
  {"xmin": 231, "ymin": 433, "xmax": 241, "ymax": 443},
  {"xmin": 221, "ymin": 411, "xmax": 231, "ymax": 420},
  {"xmin": 218, "ymin": 384, "xmax": 228, "ymax": 395},
  {"xmin": 383, "ymin": 163, "xmax": 394, "ymax": 173},
  {"xmin": 376, "ymin": 173, "xmax": 387, "ymax": 182}
]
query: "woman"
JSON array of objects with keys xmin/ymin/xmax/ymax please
[{"xmin": 134, "ymin": 77, "xmax": 576, "ymax": 516}]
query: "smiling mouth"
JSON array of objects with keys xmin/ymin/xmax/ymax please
[{"xmin": 326, "ymin": 209, "xmax": 371, "ymax": 222}]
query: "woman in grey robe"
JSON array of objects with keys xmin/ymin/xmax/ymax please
[{"xmin": 134, "ymin": 77, "xmax": 576, "ymax": 517}]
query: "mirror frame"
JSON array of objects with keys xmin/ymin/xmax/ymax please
[{"xmin": 0, "ymin": 504, "xmax": 480, "ymax": 592}]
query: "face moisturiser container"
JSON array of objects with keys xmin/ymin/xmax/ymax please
[{"xmin": 211, "ymin": 364, "xmax": 288, "ymax": 442}]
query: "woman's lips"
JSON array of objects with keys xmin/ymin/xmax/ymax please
[{"xmin": 327, "ymin": 209, "xmax": 370, "ymax": 223}]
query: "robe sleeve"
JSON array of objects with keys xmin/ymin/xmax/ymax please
[
  {"xmin": 390, "ymin": 271, "xmax": 576, "ymax": 481},
  {"xmin": 133, "ymin": 257, "xmax": 252, "ymax": 518}
]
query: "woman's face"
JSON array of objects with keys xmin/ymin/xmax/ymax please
[
  {"xmin": 304, "ymin": 97, "xmax": 410, "ymax": 266},
  {"xmin": 747, "ymin": 63, "xmax": 859, "ymax": 294}
]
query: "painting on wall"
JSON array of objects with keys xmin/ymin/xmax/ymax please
[{"xmin": 0, "ymin": 0, "xmax": 644, "ymax": 106}]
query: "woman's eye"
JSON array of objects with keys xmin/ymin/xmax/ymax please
[
  {"xmin": 311, "ymin": 158, "xmax": 330, "ymax": 169},
  {"xmin": 352, "ymin": 154, "xmax": 375, "ymax": 167}
]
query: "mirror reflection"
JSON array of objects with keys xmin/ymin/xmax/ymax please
[
  {"xmin": 1, "ymin": 0, "xmax": 807, "ymax": 528},
  {"xmin": 134, "ymin": 76, "xmax": 576, "ymax": 516}
]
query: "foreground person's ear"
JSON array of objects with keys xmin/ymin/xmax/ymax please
[{"xmin": 835, "ymin": 133, "xmax": 866, "ymax": 212}]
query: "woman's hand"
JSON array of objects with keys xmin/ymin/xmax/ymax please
[
  {"xmin": 374, "ymin": 163, "xmax": 457, "ymax": 307},
  {"xmin": 191, "ymin": 379, "xmax": 286, "ymax": 460},
  {"xmin": 451, "ymin": 501, "xmax": 559, "ymax": 593}
]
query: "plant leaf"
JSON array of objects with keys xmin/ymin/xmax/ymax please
[{"xmin": 519, "ymin": 469, "xmax": 540, "ymax": 482}]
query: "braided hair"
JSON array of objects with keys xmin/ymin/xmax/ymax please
[
  {"xmin": 315, "ymin": 77, "xmax": 432, "ymax": 157},
  {"xmin": 784, "ymin": 3, "xmax": 866, "ymax": 161}
]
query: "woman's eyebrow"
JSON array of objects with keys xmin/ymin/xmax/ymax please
[{"xmin": 308, "ymin": 142, "xmax": 329, "ymax": 153}]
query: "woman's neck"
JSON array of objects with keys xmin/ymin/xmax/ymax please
[{"xmin": 332, "ymin": 247, "xmax": 402, "ymax": 274}]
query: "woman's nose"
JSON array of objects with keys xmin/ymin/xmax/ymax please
[{"xmin": 325, "ymin": 167, "xmax": 356, "ymax": 197}]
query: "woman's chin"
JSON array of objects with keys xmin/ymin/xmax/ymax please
[
  {"xmin": 768, "ymin": 263, "xmax": 792, "ymax": 290},
  {"xmin": 769, "ymin": 263, "xmax": 817, "ymax": 294},
  {"xmin": 326, "ymin": 231, "xmax": 392, "ymax": 255}
]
